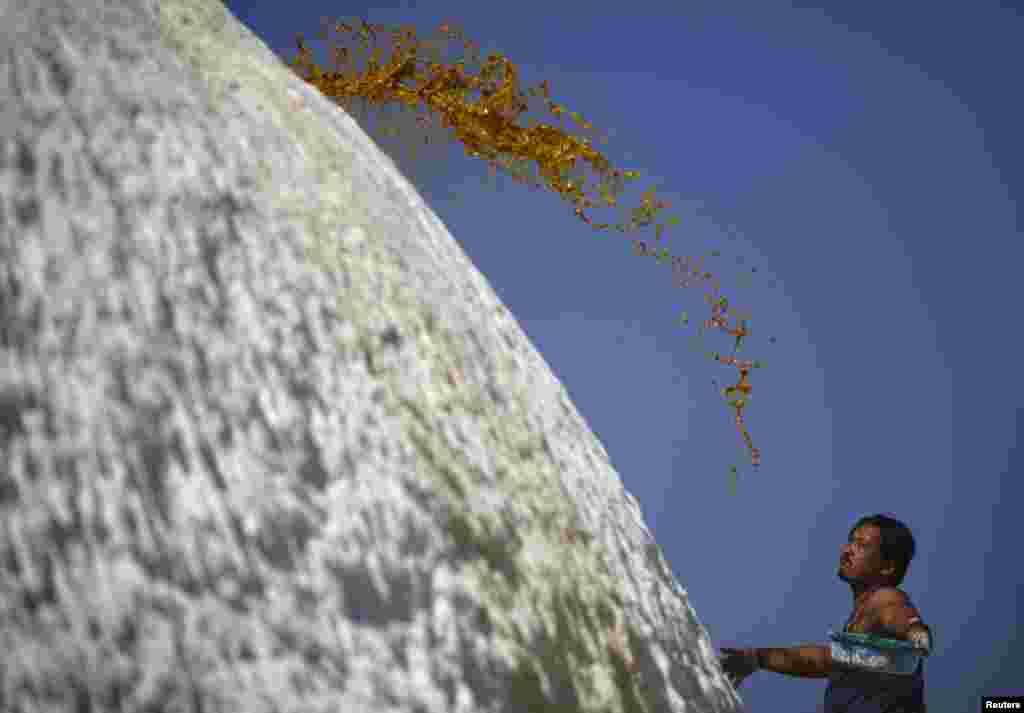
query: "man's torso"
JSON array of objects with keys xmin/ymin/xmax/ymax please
[{"xmin": 823, "ymin": 587, "xmax": 927, "ymax": 713}]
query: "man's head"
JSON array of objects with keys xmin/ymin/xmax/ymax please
[{"xmin": 838, "ymin": 514, "xmax": 916, "ymax": 588}]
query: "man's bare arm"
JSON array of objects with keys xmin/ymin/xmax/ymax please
[
  {"xmin": 753, "ymin": 590, "xmax": 932, "ymax": 681},
  {"xmin": 755, "ymin": 646, "xmax": 835, "ymax": 679}
]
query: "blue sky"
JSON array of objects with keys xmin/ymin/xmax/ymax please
[{"xmin": 223, "ymin": 1, "xmax": 1022, "ymax": 710}]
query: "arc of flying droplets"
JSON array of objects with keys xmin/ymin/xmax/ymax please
[
  {"xmin": 285, "ymin": 17, "xmax": 773, "ymax": 473},
  {"xmin": 632, "ymin": 239, "xmax": 763, "ymax": 470}
]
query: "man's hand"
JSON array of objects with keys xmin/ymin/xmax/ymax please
[
  {"xmin": 906, "ymin": 623, "xmax": 933, "ymax": 655},
  {"xmin": 718, "ymin": 647, "xmax": 759, "ymax": 688}
]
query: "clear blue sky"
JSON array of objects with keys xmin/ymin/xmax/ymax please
[{"xmin": 223, "ymin": 1, "xmax": 1022, "ymax": 710}]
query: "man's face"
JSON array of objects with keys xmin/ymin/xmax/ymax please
[{"xmin": 838, "ymin": 524, "xmax": 895, "ymax": 585}]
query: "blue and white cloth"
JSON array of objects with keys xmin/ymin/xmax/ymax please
[
  {"xmin": 827, "ymin": 630, "xmax": 927, "ymax": 676},
  {"xmin": 824, "ymin": 628, "xmax": 932, "ymax": 712}
]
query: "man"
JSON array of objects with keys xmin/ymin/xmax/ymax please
[{"xmin": 719, "ymin": 514, "xmax": 933, "ymax": 712}]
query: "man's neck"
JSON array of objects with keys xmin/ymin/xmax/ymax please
[{"xmin": 850, "ymin": 578, "xmax": 889, "ymax": 605}]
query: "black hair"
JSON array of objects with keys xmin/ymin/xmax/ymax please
[{"xmin": 849, "ymin": 513, "xmax": 917, "ymax": 586}]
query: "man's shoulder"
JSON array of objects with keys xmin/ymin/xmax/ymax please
[{"xmin": 865, "ymin": 586, "xmax": 930, "ymax": 642}]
